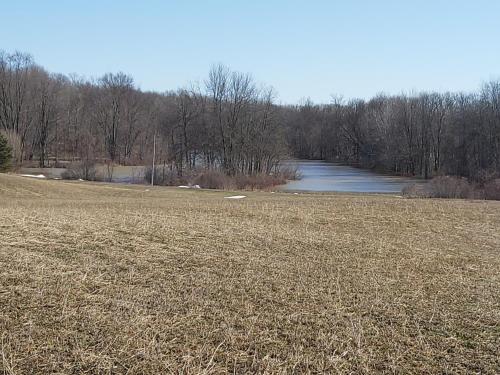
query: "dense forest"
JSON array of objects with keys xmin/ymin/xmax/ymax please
[{"xmin": 1, "ymin": 50, "xmax": 499, "ymax": 181}]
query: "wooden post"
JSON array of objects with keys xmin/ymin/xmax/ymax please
[{"xmin": 151, "ymin": 132, "xmax": 156, "ymax": 186}]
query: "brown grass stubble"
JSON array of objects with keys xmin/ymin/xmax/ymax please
[{"xmin": 0, "ymin": 174, "xmax": 499, "ymax": 374}]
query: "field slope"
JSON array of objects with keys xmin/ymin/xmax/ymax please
[{"xmin": 0, "ymin": 174, "xmax": 499, "ymax": 374}]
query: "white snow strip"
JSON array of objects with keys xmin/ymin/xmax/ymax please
[
  {"xmin": 224, "ymin": 195, "xmax": 246, "ymax": 199},
  {"xmin": 20, "ymin": 174, "xmax": 46, "ymax": 179},
  {"xmin": 178, "ymin": 185, "xmax": 190, "ymax": 188}
]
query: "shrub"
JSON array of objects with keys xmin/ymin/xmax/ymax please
[
  {"xmin": 61, "ymin": 161, "xmax": 97, "ymax": 181},
  {"xmin": 103, "ymin": 161, "xmax": 115, "ymax": 182},
  {"xmin": 234, "ymin": 173, "xmax": 286, "ymax": 190},
  {"xmin": 473, "ymin": 169, "xmax": 498, "ymax": 185},
  {"xmin": 193, "ymin": 170, "xmax": 232, "ymax": 189},
  {"xmin": 278, "ymin": 165, "xmax": 302, "ymax": 181},
  {"xmin": 144, "ymin": 166, "xmax": 191, "ymax": 186},
  {"xmin": 0, "ymin": 132, "xmax": 12, "ymax": 172},
  {"xmin": 427, "ymin": 176, "xmax": 474, "ymax": 199},
  {"xmin": 402, "ymin": 183, "xmax": 429, "ymax": 198},
  {"xmin": 145, "ymin": 167, "xmax": 294, "ymax": 191},
  {"xmin": 403, "ymin": 176, "xmax": 474, "ymax": 199},
  {"xmin": 483, "ymin": 179, "xmax": 500, "ymax": 200}
]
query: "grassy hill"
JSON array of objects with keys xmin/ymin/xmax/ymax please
[{"xmin": 0, "ymin": 174, "xmax": 499, "ymax": 374}]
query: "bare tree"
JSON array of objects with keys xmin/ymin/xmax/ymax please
[
  {"xmin": 0, "ymin": 51, "xmax": 34, "ymax": 161},
  {"xmin": 95, "ymin": 72, "xmax": 134, "ymax": 162}
]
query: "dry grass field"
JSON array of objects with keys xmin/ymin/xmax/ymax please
[{"xmin": 0, "ymin": 173, "xmax": 499, "ymax": 374}]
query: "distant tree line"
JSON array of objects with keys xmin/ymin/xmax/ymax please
[
  {"xmin": 1, "ymin": 50, "xmax": 499, "ymax": 180},
  {"xmin": 0, "ymin": 51, "xmax": 286, "ymax": 177},
  {"xmin": 283, "ymin": 87, "xmax": 500, "ymax": 180}
]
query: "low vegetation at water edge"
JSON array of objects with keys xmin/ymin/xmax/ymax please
[{"xmin": 403, "ymin": 175, "xmax": 500, "ymax": 200}]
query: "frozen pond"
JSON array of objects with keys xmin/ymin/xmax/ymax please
[{"xmin": 281, "ymin": 160, "xmax": 419, "ymax": 193}]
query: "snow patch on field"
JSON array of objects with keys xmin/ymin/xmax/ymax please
[
  {"xmin": 21, "ymin": 174, "xmax": 46, "ymax": 179},
  {"xmin": 224, "ymin": 195, "xmax": 246, "ymax": 199}
]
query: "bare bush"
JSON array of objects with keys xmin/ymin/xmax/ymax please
[
  {"xmin": 404, "ymin": 176, "xmax": 500, "ymax": 201},
  {"xmin": 61, "ymin": 161, "xmax": 97, "ymax": 181},
  {"xmin": 483, "ymin": 179, "xmax": 500, "ymax": 200},
  {"xmin": 104, "ymin": 161, "xmax": 115, "ymax": 182},
  {"xmin": 427, "ymin": 176, "xmax": 474, "ymax": 199},
  {"xmin": 234, "ymin": 173, "xmax": 286, "ymax": 190},
  {"xmin": 473, "ymin": 169, "xmax": 498, "ymax": 185},
  {"xmin": 193, "ymin": 171, "xmax": 287, "ymax": 190},
  {"xmin": 402, "ymin": 183, "xmax": 429, "ymax": 198},
  {"xmin": 404, "ymin": 176, "xmax": 474, "ymax": 199},
  {"xmin": 145, "ymin": 167, "xmax": 289, "ymax": 190},
  {"xmin": 193, "ymin": 170, "xmax": 232, "ymax": 189},
  {"xmin": 144, "ymin": 166, "xmax": 189, "ymax": 186},
  {"xmin": 278, "ymin": 165, "xmax": 302, "ymax": 181}
]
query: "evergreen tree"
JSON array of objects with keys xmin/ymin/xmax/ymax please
[{"xmin": 0, "ymin": 133, "xmax": 12, "ymax": 172}]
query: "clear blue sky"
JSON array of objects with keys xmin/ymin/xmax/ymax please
[{"xmin": 2, "ymin": 0, "xmax": 499, "ymax": 104}]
